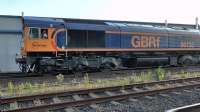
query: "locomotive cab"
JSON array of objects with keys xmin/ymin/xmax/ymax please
[
  {"xmin": 16, "ymin": 17, "xmax": 69, "ymax": 73},
  {"xmin": 24, "ymin": 27, "xmax": 55, "ymax": 56}
]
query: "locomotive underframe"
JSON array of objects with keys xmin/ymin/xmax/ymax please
[{"xmin": 16, "ymin": 51, "xmax": 200, "ymax": 73}]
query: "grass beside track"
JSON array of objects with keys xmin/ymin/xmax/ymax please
[{"xmin": 1, "ymin": 67, "xmax": 200, "ymax": 97}]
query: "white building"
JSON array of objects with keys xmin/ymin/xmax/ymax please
[{"xmin": 0, "ymin": 15, "xmax": 22, "ymax": 72}]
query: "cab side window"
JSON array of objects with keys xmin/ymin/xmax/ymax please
[
  {"xmin": 30, "ymin": 28, "xmax": 39, "ymax": 39},
  {"xmin": 41, "ymin": 29, "xmax": 48, "ymax": 39},
  {"xmin": 29, "ymin": 28, "xmax": 48, "ymax": 39}
]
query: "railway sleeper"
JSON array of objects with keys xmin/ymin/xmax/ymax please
[
  {"xmin": 9, "ymin": 101, "xmax": 18, "ymax": 110},
  {"xmin": 64, "ymin": 108, "xmax": 77, "ymax": 112},
  {"xmin": 72, "ymin": 95, "xmax": 83, "ymax": 101}
]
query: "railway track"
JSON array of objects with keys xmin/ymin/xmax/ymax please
[
  {"xmin": 1, "ymin": 65, "xmax": 200, "ymax": 78},
  {"xmin": 2, "ymin": 77, "xmax": 200, "ymax": 112},
  {"xmin": 0, "ymin": 72, "xmax": 43, "ymax": 78}
]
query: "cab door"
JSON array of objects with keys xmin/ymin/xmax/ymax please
[{"xmin": 55, "ymin": 29, "xmax": 68, "ymax": 49}]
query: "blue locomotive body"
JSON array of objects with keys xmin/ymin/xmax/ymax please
[
  {"xmin": 104, "ymin": 23, "xmax": 200, "ymax": 49},
  {"xmin": 105, "ymin": 32, "xmax": 200, "ymax": 49}
]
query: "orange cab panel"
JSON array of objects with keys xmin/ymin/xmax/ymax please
[{"xmin": 24, "ymin": 27, "xmax": 57, "ymax": 53}]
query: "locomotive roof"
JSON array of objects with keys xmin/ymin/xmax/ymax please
[
  {"xmin": 23, "ymin": 16, "xmax": 64, "ymax": 28},
  {"xmin": 23, "ymin": 16, "xmax": 200, "ymax": 35}
]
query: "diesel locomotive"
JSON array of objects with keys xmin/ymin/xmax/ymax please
[{"xmin": 16, "ymin": 16, "xmax": 200, "ymax": 73}]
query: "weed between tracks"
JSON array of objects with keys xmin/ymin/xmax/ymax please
[{"xmin": 1, "ymin": 68, "xmax": 200, "ymax": 97}]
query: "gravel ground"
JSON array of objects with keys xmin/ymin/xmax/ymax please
[{"xmin": 75, "ymin": 88, "xmax": 200, "ymax": 112}]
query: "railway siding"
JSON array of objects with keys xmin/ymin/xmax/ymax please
[{"xmin": 1, "ymin": 77, "xmax": 200, "ymax": 112}]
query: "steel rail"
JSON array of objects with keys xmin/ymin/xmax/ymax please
[{"xmin": 166, "ymin": 103, "xmax": 200, "ymax": 112}]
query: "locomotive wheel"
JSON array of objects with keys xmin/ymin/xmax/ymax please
[
  {"xmin": 101, "ymin": 62, "xmax": 116, "ymax": 70},
  {"xmin": 183, "ymin": 59, "xmax": 193, "ymax": 66},
  {"xmin": 76, "ymin": 64, "xmax": 87, "ymax": 71}
]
